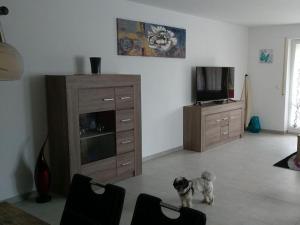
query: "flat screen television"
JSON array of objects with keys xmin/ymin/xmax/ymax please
[{"xmin": 196, "ymin": 67, "xmax": 234, "ymax": 102}]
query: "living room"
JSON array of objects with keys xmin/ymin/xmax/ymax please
[{"xmin": 0, "ymin": 0, "xmax": 300, "ymax": 225}]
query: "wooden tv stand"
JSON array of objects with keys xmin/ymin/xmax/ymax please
[{"xmin": 183, "ymin": 101, "xmax": 244, "ymax": 152}]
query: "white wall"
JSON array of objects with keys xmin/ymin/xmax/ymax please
[
  {"xmin": 248, "ymin": 24, "xmax": 300, "ymax": 131},
  {"xmin": 0, "ymin": 0, "xmax": 248, "ymax": 200}
]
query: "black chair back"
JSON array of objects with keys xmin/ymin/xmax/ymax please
[
  {"xmin": 60, "ymin": 174, "xmax": 125, "ymax": 225},
  {"xmin": 130, "ymin": 193, "xmax": 206, "ymax": 225}
]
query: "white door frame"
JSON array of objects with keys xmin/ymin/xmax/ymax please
[{"xmin": 287, "ymin": 39, "xmax": 300, "ymax": 132}]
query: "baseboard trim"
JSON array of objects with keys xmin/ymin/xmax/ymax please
[
  {"xmin": 143, "ymin": 146, "xmax": 183, "ymax": 162},
  {"xmin": 261, "ymin": 129, "xmax": 287, "ymax": 135},
  {"xmin": 3, "ymin": 191, "xmax": 35, "ymax": 204},
  {"xmin": 287, "ymin": 130, "xmax": 300, "ymax": 135},
  {"xmin": 3, "ymin": 147, "xmax": 183, "ymax": 202}
]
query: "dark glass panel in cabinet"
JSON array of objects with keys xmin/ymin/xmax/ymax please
[
  {"xmin": 79, "ymin": 111, "xmax": 115, "ymax": 137},
  {"xmin": 79, "ymin": 111, "xmax": 116, "ymax": 165},
  {"xmin": 80, "ymin": 134, "xmax": 115, "ymax": 165}
]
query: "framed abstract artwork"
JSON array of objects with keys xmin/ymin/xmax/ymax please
[
  {"xmin": 259, "ymin": 49, "xmax": 273, "ymax": 63},
  {"xmin": 117, "ymin": 18, "xmax": 186, "ymax": 58}
]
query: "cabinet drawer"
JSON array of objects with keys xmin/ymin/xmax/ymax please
[
  {"xmin": 117, "ymin": 130, "xmax": 135, "ymax": 154},
  {"xmin": 229, "ymin": 109, "xmax": 242, "ymax": 137},
  {"xmin": 116, "ymin": 109, "xmax": 134, "ymax": 132},
  {"xmin": 205, "ymin": 114, "xmax": 221, "ymax": 129},
  {"xmin": 116, "ymin": 87, "xmax": 134, "ymax": 110},
  {"xmin": 78, "ymin": 88, "xmax": 115, "ymax": 113},
  {"xmin": 86, "ymin": 168, "xmax": 117, "ymax": 183},
  {"xmin": 205, "ymin": 127, "xmax": 220, "ymax": 146},
  {"xmin": 117, "ymin": 152, "xmax": 134, "ymax": 176},
  {"xmin": 221, "ymin": 126, "xmax": 229, "ymax": 139},
  {"xmin": 81, "ymin": 157, "xmax": 117, "ymax": 182},
  {"xmin": 229, "ymin": 109, "xmax": 242, "ymax": 120},
  {"xmin": 220, "ymin": 112, "xmax": 229, "ymax": 126}
]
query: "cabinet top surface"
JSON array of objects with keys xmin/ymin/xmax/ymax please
[
  {"xmin": 184, "ymin": 101, "xmax": 244, "ymax": 109},
  {"xmin": 46, "ymin": 74, "xmax": 141, "ymax": 87},
  {"xmin": 46, "ymin": 74, "xmax": 140, "ymax": 79}
]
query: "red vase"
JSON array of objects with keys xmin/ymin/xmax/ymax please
[{"xmin": 34, "ymin": 137, "xmax": 51, "ymax": 203}]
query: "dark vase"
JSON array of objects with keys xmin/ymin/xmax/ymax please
[
  {"xmin": 90, "ymin": 57, "xmax": 101, "ymax": 74},
  {"xmin": 34, "ymin": 137, "xmax": 51, "ymax": 203}
]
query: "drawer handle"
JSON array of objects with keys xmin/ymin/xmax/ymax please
[
  {"xmin": 121, "ymin": 118, "xmax": 132, "ymax": 122},
  {"xmin": 121, "ymin": 140, "xmax": 132, "ymax": 144},
  {"xmin": 222, "ymin": 117, "xmax": 228, "ymax": 121},
  {"xmin": 120, "ymin": 96, "xmax": 131, "ymax": 100},
  {"xmin": 216, "ymin": 119, "xmax": 221, "ymax": 122},
  {"xmin": 121, "ymin": 162, "xmax": 131, "ymax": 166},
  {"xmin": 103, "ymin": 98, "xmax": 114, "ymax": 102},
  {"xmin": 223, "ymin": 132, "xmax": 228, "ymax": 135}
]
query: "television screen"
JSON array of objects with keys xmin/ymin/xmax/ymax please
[{"xmin": 196, "ymin": 67, "xmax": 234, "ymax": 102}]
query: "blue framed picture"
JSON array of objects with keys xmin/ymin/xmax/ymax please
[{"xmin": 259, "ymin": 49, "xmax": 273, "ymax": 63}]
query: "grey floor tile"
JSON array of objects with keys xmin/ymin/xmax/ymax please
[{"xmin": 13, "ymin": 133, "xmax": 300, "ymax": 225}]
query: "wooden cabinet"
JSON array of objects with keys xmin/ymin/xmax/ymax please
[
  {"xmin": 183, "ymin": 101, "xmax": 244, "ymax": 152},
  {"xmin": 46, "ymin": 74, "xmax": 141, "ymax": 195}
]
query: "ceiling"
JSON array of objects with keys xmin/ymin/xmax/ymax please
[{"xmin": 129, "ymin": 0, "xmax": 300, "ymax": 26}]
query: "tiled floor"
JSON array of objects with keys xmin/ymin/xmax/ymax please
[{"xmin": 16, "ymin": 133, "xmax": 300, "ymax": 225}]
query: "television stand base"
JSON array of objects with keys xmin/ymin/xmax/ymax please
[
  {"xmin": 183, "ymin": 101, "xmax": 244, "ymax": 152},
  {"xmin": 213, "ymin": 100, "xmax": 226, "ymax": 104},
  {"xmin": 196, "ymin": 99, "xmax": 233, "ymax": 106}
]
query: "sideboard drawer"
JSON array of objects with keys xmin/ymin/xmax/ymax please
[
  {"xmin": 78, "ymin": 88, "xmax": 115, "ymax": 113},
  {"xmin": 87, "ymin": 168, "xmax": 117, "ymax": 183},
  {"xmin": 117, "ymin": 130, "xmax": 135, "ymax": 154},
  {"xmin": 116, "ymin": 87, "xmax": 134, "ymax": 110},
  {"xmin": 205, "ymin": 126, "xmax": 221, "ymax": 147},
  {"xmin": 229, "ymin": 109, "xmax": 242, "ymax": 137},
  {"xmin": 220, "ymin": 112, "xmax": 230, "ymax": 126},
  {"xmin": 205, "ymin": 113, "xmax": 221, "ymax": 129},
  {"xmin": 117, "ymin": 152, "xmax": 134, "ymax": 176},
  {"xmin": 220, "ymin": 126, "xmax": 229, "ymax": 140},
  {"xmin": 116, "ymin": 109, "xmax": 134, "ymax": 132},
  {"xmin": 81, "ymin": 157, "xmax": 117, "ymax": 182},
  {"xmin": 230, "ymin": 109, "xmax": 242, "ymax": 121}
]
